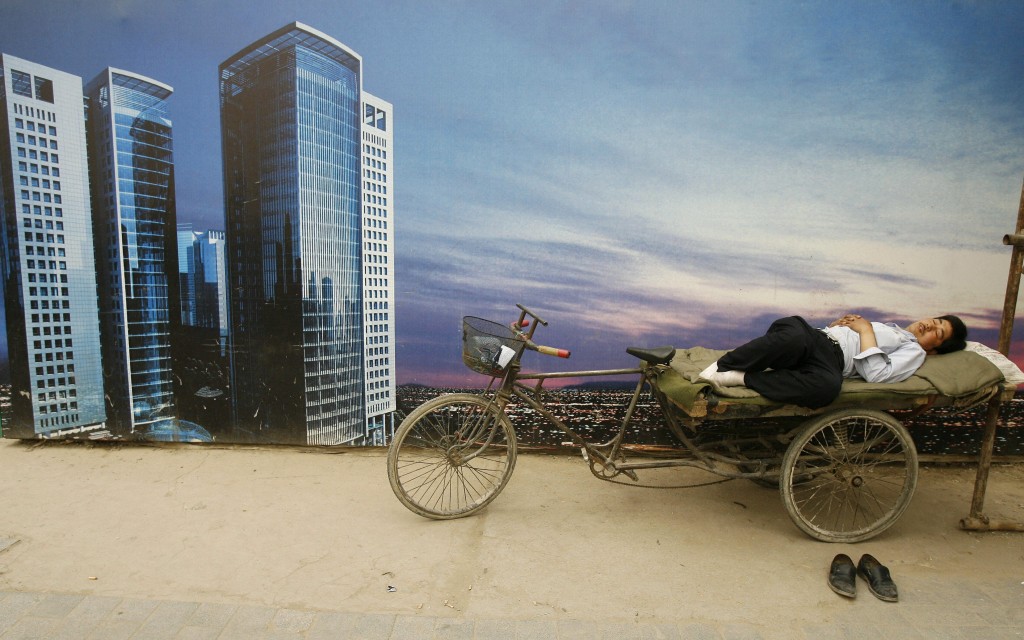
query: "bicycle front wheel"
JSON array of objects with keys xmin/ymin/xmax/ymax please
[
  {"xmin": 387, "ymin": 393, "xmax": 517, "ymax": 519},
  {"xmin": 780, "ymin": 409, "xmax": 918, "ymax": 543}
]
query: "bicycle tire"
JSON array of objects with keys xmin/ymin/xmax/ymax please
[
  {"xmin": 779, "ymin": 409, "xmax": 918, "ymax": 543},
  {"xmin": 387, "ymin": 393, "xmax": 517, "ymax": 519}
]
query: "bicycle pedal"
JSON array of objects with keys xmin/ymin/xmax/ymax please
[{"xmin": 580, "ymin": 447, "xmax": 590, "ymax": 463}]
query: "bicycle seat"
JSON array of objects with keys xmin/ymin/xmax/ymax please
[{"xmin": 626, "ymin": 345, "xmax": 676, "ymax": 365}]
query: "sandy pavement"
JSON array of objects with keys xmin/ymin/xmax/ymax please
[{"xmin": 0, "ymin": 438, "xmax": 1022, "ymax": 627}]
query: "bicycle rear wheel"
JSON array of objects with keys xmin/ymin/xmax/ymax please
[
  {"xmin": 387, "ymin": 393, "xmax": 517, "ymax": 519},
  {"xmin": 780, "ymin": 409, "xmax": 918, "ymax": 542}
]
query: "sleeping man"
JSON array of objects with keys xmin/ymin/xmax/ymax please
[{"xmin": 698, "ymin": 314, "xmax": 968, "ymax": 409}]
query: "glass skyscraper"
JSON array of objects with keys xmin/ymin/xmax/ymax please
[
  {"xmin": 178, "ymin": 223, "xmax": 228, "ymax": 348},
  {"xmin": 194, "ymin": 229, "xmax": 228, "ymax": 346},
  {"xmin": 85, "ymin": 68, "xmax": 177, "ymax": 436},
  {"xmin": 220, "ymin": 23, "xmax": 372, "ymax": 445},
  {"xmin": 0, "ymin": 54, "xmax": 107, "ymax": 437},
  {"xmin": 177, "ymin": 222, "xmax": 197, "ymax": 326}
]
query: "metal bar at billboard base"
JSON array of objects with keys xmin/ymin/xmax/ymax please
[{"xmin": 960, "ymin": 176, "xmax": 1024, "ymax": 533}]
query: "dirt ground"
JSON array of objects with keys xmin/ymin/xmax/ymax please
[{"xmin": 0, "ymin": 439, "xmax": 1022, "ymax": 626}]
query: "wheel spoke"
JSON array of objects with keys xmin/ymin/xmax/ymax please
[
  {"xmin": 781, "ymin": 410, "xmax": 917, "ymax": 542},
  {"xmin": 388, "ymin": 394, "xmax": 517, "ymax": 519}
]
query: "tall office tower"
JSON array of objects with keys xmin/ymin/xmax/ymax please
[
  {"xmin": 0, "ymin": 54, "xmax": 106, "ymax": 438},
  {"xmin": 172, "ymin": 224, "xmax": 229, "ymax": 436},
  {"xmin": 85, "ymin": 68, "xmax": 177, "ymax": 436},
  {"xmin": 221, "ymin": 22, "xmax": 386, "ymax": 445},
  {"xmin": 194, "ymin": 229, "xmax": 228, "ymax": 346},
  {"xmin": 177, "ymin": 222, "xmax": 197, "ymax": 326},
  {"xmin": 177, "ymin": 224, "xmax": 228, "ymax": 341},
  {"xmin": 361, "ymin": 93, "xmax": 395, "ymax": 445}
]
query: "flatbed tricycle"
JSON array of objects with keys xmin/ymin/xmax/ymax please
[{"xmin": 387, "ymin": 305, "xmax": 1009, "ymax": 542}]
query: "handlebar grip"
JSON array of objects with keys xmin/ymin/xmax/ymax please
[
  {"xmin": 536, "ymin": 345, "xmax": 571, "ymax": 359},
  {"xmin": 509, "ymin": 315, "xmax": 569, "ymax": 358}
]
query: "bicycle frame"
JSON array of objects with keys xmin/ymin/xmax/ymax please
[
  {"xmin": 464, "ymin": 305, "xmax": 797, "ymax": 483},
  {"xmin": 475, "ymin": 361, "xmax": 777, "ymax": 483}
]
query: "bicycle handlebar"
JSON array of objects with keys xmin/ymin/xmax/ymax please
[
  {"xmin": 516, "ymin": 303, "xmax": 547, "ymax": 327},
  {"xmin": 509, "ymin": 304, "xmax": 571, "ymax": 359}
]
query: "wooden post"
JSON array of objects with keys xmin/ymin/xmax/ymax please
[{"xmin": 960, "ymin": 177, "xmax": 1024, "ymax": 532}]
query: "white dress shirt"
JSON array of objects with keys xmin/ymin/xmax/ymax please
[{"xmin": 823, "ymin": 322, "xmax": 926, "ymax": 383}]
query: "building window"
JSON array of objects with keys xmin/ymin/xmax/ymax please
[
  {"xmin": 11, "ymin": 70, "xmax": 32, "ymax": 97},
  {"xmin": 34, "ymin": 77, "xmax": 55, "ymax": 103}
]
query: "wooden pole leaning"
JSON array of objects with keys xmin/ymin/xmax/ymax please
[{"xmin": 960, "ymin": 177, "xmax": 1024, "ymax": 533}]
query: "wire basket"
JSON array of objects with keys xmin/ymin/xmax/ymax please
[{"xmin": 462, "ymin": 316, "xmax": 526, "ymax": 376}]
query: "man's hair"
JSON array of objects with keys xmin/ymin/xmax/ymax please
[{"xmin": 935, "ymin": 314, "xmax": 968, "ymax": 354}]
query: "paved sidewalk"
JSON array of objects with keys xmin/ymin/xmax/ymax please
[
  {"xmin": 2, "ymin": 581, "xmax": 1024, "ymax": 639},
  {"xmin": 1, "ymin": 441, "xmax": 1023, "ymax": 639}
]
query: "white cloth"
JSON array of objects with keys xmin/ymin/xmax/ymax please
[{"xmin": 965, "ymin": 341, "xmax": 1024, "ymax": 385}]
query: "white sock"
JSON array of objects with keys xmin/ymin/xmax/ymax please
[
  {"xmin": 698, "ymin": 362, "xmax": 746, "ymax": 387},
  {"xmin": 699, "ymin": 362, "xmax": 719, "ymax": 380},
  {"xmin": 716, "ymin": 369, "xmax": 746, "ymax": 387}
]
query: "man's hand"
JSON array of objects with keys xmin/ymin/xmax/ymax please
[
  {"xmin": 829, "ymin": 314, "xmax": 878, "ymax": 353},
  {"xmin": 830, "ymin": 314, "xmax": 870, "ymax": 331}
]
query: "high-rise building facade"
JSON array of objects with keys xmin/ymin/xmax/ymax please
[
  {"xmin": 0, "ymin": 54, "xmax": 107, "ymax": 437},
  {"xmin": 178, "ymin": 223, "xmax": 228, "ymax": 346},
  {"xmin": 177, "ymin": 222, "xmax": 197, "ymax": 326},
  {"xmin": 221, "ymin": 22, "xmax": 389, "ymax": 445},
  {"xmin": 194, "ymin": 229, "xmax": 228, "ymax": 345},
  {"xmin": 172, "ymin": 223, "xmax": 229, "ymax": 437},
  {"xmin": 85, "ymin": 68, "xmax": 177, "ymax": 436},
  {"xmin": 361, "ymin": 93, "xmax": 395, "ymax": 445}
]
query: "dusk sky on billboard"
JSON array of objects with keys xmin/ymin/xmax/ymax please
[{"xmin": 2, "ymin": 0, "xmax": 1024, "ymax": 387}]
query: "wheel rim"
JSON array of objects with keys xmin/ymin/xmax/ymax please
[
  {"xmin": 782, "ymin": 412, "xmax": 916, "ymax": 542},
  {"xmin": 390, "ymin": 397, "xmax": 514, "ymax": 518}
]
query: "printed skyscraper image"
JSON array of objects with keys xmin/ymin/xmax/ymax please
[
  {"xmin": 220, "ymin": 23, "xmax": 392, "ymax": 446},
  {"xmin": 85, "ymin": 68, "xmax": 178, "ymax": 437},
  {"xmin": 0, "ymin": 54, "xmax": 107, "ymax": 438},
  {"xmin": 361, "ymin": 92, "xmax": 395, "ymax": 445},
  {"xmin": 1, "ymin": 24, "xmax": 396, "ymax": 446},
  {"xmin": 173, "ymin": 222, "xmax": 230, "ymax": 440}
]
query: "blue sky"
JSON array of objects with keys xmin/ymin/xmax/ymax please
[{"xmin": 3, "ymin": 0, "xmax": 1024, "ymax": 386}]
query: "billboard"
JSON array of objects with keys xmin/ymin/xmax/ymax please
[{"xmin": 1, "ymin": 2, "xmax": 1023, "ymax": 449}]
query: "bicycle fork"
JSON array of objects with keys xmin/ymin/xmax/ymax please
[{"xmin": 448, "ymin": 391, "xmax": 512, "ymax": 466}]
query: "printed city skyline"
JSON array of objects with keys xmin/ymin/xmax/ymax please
[
  {"xmin": 1, "ymin": 21, "xmax": 396, "ymax": 444},
  {"xmin": 1, "ymin": 1, "xmax": 1023, "ymax": 393}
]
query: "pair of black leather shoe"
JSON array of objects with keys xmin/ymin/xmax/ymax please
[{"xmin": 828, "ymin": 553, "xmax": 898, "ymax": 602}]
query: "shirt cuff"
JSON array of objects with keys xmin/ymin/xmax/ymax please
[{"xmin": 853, "ymin": 346, "xmax": 887, "ymax": 361}]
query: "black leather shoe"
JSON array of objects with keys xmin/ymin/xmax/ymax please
[
  {"xmin": 857, "ymin": 554, "xmax": 898, "ymax": 602},
  {"xmin": 828, "ymin": 554, "xmax": 856, "ymax": 598}
]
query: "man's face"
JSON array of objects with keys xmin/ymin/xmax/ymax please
[{"xmin": 907, "ymin": 318, "xmax": 953, "ymax": 353}]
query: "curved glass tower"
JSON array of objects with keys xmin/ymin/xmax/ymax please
[
  {"xmin": 220, "ymin": 23, "xmax": 365, "ymax": 445},
  {"xmin": 85, "ymin": 68, "xmax": 177, "ymax": 436}
]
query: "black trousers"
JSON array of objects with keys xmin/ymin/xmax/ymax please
[{"xmin": 717, "ymin": 316, "xmax": 844, "ymax": 409}]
